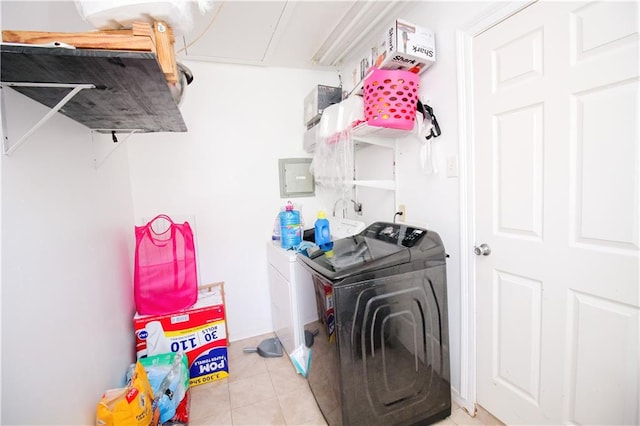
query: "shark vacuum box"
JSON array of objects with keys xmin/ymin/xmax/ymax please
[{"xmin": 373, "ymin": 19, "xmax": 436, "ymax": 74}]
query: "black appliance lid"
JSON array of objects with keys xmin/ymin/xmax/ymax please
[{"xmin": 299, "ymin": 222, "xmax": 430, "ymax": 280}]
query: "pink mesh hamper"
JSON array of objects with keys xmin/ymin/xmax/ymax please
[
  {"xmin": 134, "ymin": 214, "xmax": 198, "ymax": 315},
  {"xmin": 363, "ymin": 67, "xmax": 420, "ymax": 130}
]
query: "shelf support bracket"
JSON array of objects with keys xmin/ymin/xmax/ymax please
[
  {"xmin": 91, "ymin": 129, "xmax": 141, "ymax": 169},
  {"xmin": 1, "ymin": 82, "xmax": 95, "ymax": 155}
]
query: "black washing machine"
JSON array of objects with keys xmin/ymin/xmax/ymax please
[{"xmin": 298, "ymin": 222, "xmax": 451, "ymax": 426}]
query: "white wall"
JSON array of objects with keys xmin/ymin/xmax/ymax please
[
  {"xmin": 128, "ymin": 0, "xmax": 496, "ymax": 404},
  {"xmin": 0, "ymin": 1, "xmax": 501, "ymax": 420},
  {"xmin": 1, "ymin": 3, "xmax": 137, "ymax": 425},
  {"xmin": 0, "ymin": 86, "xmax": 136, "ymax": 424},
  {"xmin": 396, "ymin": 1, "xmax": 491, "ymax": 399},
  {"xmin": 339, "ymin": 1, "xmax": 492, "ymax": 401},
  {"xmin": 127, "ymin": 61, "xmax": 339, "ymax": 341}
]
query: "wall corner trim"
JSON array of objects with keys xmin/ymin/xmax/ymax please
[{"xmin": 455, "ymin": 0, "xmax": 537, "ymax": 415}]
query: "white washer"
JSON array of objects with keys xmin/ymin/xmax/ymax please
[
  {"xmin": 266, "ymin": 218, "xmax": 365, "ymax": 356},
  {"xmin": 266, "ymin": 242, "xmax": 317, "ymax": 356}
]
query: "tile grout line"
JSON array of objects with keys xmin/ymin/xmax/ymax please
[
  {"xmin": 268, "ymin": 368, "xmax": 288, "ymax": 425},
  {"xmin": 226, "ymin": 377, "xmax": 235, "ymax": 425},
  {"xmin": 225, "ymin": 336, "xmax": 506, "ymax": 426}
]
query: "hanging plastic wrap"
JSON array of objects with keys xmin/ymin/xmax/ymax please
[
  {"xmin": 415, "ymin": 100, "xmax": 442, "ymax": 175},
  {"xmin": 311, "ymin": 126, "xmax": 354, "ymax": 193},
  {"xmin": 310, "ymin": 96, "xmax": 364, "ymax": 195}
]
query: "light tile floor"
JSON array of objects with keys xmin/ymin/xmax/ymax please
[{"xmin": 189, "ymin": 333, "xmax": 503, "ymax": 426}]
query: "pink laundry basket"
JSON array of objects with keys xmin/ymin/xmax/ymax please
[
  {"xmin": 363, "ymin": 67, "xmax": 420, "ymax": 130},
  {"xmin": 134, "ymin": 214, "xmax": 198, "ymax": 315}
]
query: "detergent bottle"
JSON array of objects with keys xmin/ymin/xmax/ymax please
[
  {"xmin": 314, "ymin": 210, "xmax": 334, "ymax": 257},
  {"xmin": 279, "ymin": 201, "xmax": 301, "ymax": 249}
]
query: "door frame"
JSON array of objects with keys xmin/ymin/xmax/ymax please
[{"xmin": 454, "ymin": 0, "xmax": 536, "ymax": 415}]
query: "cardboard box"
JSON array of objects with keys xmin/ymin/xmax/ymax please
[
  {"xmin": 373, "ymin": 19, "xmax": 436, "ymax": 74},
  {"xmin": 303, "ymin": 85, "xmax": 343, "ymax": 127},
  {"xmin": 134, "ymin": 282, "xmax": 228, "ymax": 387},
  {"xmin": 311, "ymin": 275, "xmax": 335, "ymax": 342}
]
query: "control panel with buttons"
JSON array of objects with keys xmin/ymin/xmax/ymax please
[{"xmin": 365, "ymin": 222, "xmax": 428, "ymax": 248}]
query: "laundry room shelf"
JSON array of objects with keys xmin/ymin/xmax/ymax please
[
  {"xmin": 353, "ymin": 135, "xmax": 396, "ymax": 150},
  {"xmin": 0, "ymin": 43, "xmax": 187, "ymax": 135},
  {"xmin": 351, "ymin": 179, "xmax": 395, "ymax": 190},
  {"xmin": 352, "ymin": 124, "xmax": 397, "ymax": 150},
  {"xmin": 352, "ymin": 122, "xmax": 413, "ymax": 141},
  {"xmin": 350, "ymin": 123, "xmax": 398, "ymax": 192}
]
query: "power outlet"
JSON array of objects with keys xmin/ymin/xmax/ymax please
[
  {"xmin": 397, "ymin": 204, "xmax": 406, "ymax": 222},
  {"xmin": 446, "ymin": 156, "xmax": 459, "ymax": 177}
]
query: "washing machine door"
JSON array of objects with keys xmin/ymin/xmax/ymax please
[{"xmin": 336, "ymin": 267, "xmax": 451, "ymax": 425}]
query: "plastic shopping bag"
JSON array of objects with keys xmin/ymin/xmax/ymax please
[
  {"xmin": 136, "ymin": 353, "xmax": 189, "ymax": 424},
  {"xmin": 96, "ymin": 361, "xmax": 159, "ymax": 426},
  {"xmin": 290, "ymin": 345, "xmax": 312, "ymax": 378}
]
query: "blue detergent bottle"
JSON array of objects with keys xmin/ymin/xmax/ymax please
[
  {"xmin": 280, "ymin": 201, "xmax": 301, "ymax": 249},
  {"xmin": 314, "ymin": 210, "xmax": 334, "ymax": 257}
]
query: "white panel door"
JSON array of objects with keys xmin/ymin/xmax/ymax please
[{"xmin": 473, "ymin": 1, "xmax": 639, "ymax": 424}]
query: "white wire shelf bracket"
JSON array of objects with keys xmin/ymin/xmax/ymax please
[
  {"xmin": 91, "ymin": 128, "xmax": 142, "ymax": 169},
  {"xmin": 1, "ymin": 81, "xmax": 95, "ymax": 155}
]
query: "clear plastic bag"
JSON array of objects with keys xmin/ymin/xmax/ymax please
[
  {"xmin": 290, "ymin": 345, "xmax": 311, "ymax": 378},
  {"xmin": 74, "ymin": 1, "xmax": 215, "ymax": 35},
  {"xmin": 129, "ymin": 353, "xmax": 189, "ymax": 424},
  {"xmin": 310, "ymin": 127, "xmax": 354, "ymax": 192},
  {"xmin": 310, "ymin": 98, "xmax": 358, "ymax": 195}
]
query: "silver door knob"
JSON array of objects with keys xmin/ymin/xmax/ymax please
[{"xmin": 474, "ymin": 243, "xmax": 491, "ymax": 256}]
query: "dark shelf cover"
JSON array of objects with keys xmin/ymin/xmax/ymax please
[{"xmin": 1, "ymin": 44, "xmax": 187, "ymax": 132}]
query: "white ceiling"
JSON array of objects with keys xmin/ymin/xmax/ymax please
[
  {"xmin": 177, "ymin": 1, "xmax": 346, "ymax": 69},
  {"xmin": 176, "ymin": 1, "xmax": 406, "ymax": 70},
  {"xmin": 1, "ymin": 1, "xmax": 407, "ymax": 71}
]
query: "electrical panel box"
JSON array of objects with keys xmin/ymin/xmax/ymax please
[{"xmin": 279, "ymin": 158, "xmax": 315, "ymax": 198}]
